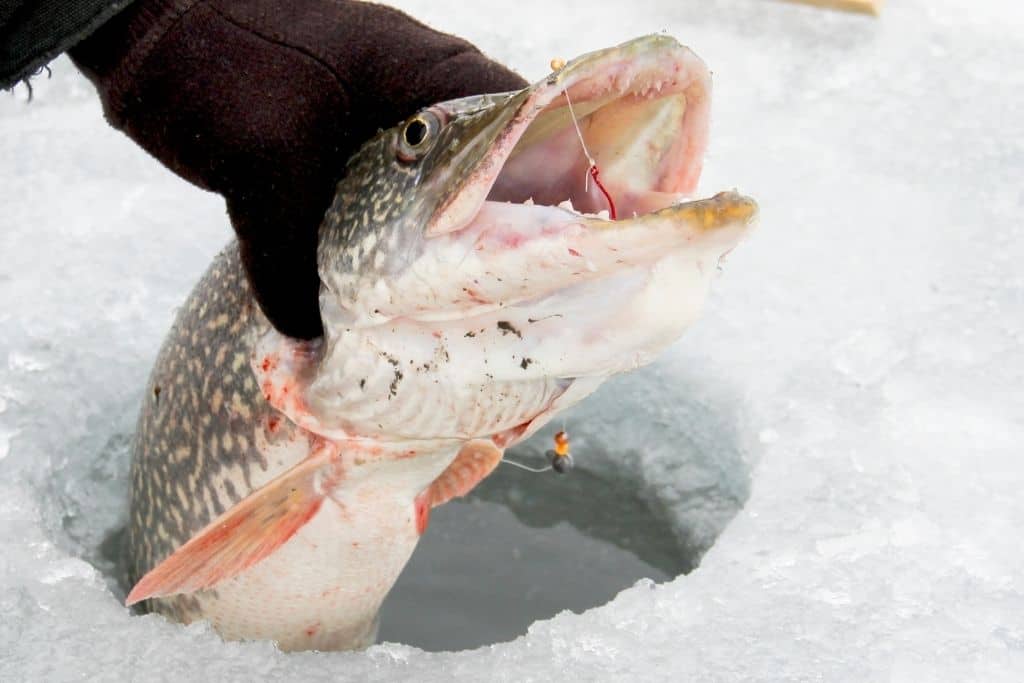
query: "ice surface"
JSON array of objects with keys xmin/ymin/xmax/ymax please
[{"xmin": 2, "ymin": 0, "xmax": 1023, "ymax": 679}]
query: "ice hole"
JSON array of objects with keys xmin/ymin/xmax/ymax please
[
  {"xmin": 45, "ymin": 364, "xmax": 751, "ymax": 652},
  {"xmin": 382, "ymin": 368, "xmax": 752, "ymax": 650}
]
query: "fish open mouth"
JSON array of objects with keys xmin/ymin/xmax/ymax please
[
  {"xmin": 425, "ymin": 34, "xmax": 753, "ymax": 242},
  {"xmin": 316, "ymin": 35, "xmax": 756, "ymax": 325}
]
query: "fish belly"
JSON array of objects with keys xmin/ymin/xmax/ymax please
[{"xmin": 159, "ymin": 466, "xmax": 424, "ymax": 651}]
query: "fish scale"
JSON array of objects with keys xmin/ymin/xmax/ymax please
[
  {"xmin": 131, "ymin": 243, "xmax": 449, "ymax": 650},
  {"xmin": 129, "ymin": 245, "xmax": 279, "ymax": 620}
]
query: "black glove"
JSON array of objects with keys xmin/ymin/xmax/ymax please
[{"xmin": 69, "ymin": 0, "xmax": 527, "ymax": 339}]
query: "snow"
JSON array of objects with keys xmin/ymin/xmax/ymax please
[{"xmin": 1, "ymin": 0, "xmax": 1022, "ymax": 679}]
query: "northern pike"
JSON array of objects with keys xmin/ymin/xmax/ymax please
[{"xmin": 125, "ymin": 34, "xmax": 757, "ymax": 651}]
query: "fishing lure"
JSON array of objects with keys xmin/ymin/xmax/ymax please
[
  {"xmin": 547, "ymin": 430, "xmax": 574, "ymax": 473},
  {"xmin": 502, "ymin": 429, "xmax": 574, "ymax": 475}
]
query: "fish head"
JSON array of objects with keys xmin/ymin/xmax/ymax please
[{"xmin": 303, "ymin": 34, "xmax": 757, "ymax": 441}]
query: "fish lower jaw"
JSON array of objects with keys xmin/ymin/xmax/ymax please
[
  {"xmin": 324, "ymin": 187, "xmax": 755, "ymax": 330},
  {"xmin": 299, "ymin": 248, "xmax": 721, "ymax": 444}
]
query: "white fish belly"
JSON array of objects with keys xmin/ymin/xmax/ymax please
[{"xmin": 175, "ymin": 444, "xmax": 455, "ymax": 652}]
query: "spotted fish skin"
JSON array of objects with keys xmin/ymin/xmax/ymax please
[
  {"xmin": 128, "ymin": 245, "xmax": 315, "ymax": 636},
  {"xmin": 129, "ymin": 245, "xmax": 455, "ymax": 651},
  {"xmin": 129, "ymin": 246, "xmax": 259, "ymax": 603}
]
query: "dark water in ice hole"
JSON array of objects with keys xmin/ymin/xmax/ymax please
[
  {"xmin": 86, "ymin": 441, "xmax": 700, "ymax": 653},
  {"xmin": 379, "ymin": 459, "xmax": 691, "ymax": 651}
]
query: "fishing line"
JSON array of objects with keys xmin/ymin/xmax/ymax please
[
  {"xmin": 501, "ymin": 459, "xmax": 553, "ymax": 473},
  {"xmin": 452, "ymin": 230, "xmax": 479, "ymax": 274},
  {"xmin": 562, "ymin": 90, "xmax": 618, "ymax": 220}
]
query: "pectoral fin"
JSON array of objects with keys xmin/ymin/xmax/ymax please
[
  {"xmin": 414, "ymin": 440, "xmax": 503, "ymax": 534},
  {"xmin": 425, "ymin": 439, "xmax": 504, "ymax": 507},
  {"xmin": 126, "ymin": 444, "xmax": 341, "ymax": 606}
]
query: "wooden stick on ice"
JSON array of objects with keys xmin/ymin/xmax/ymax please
[{"xmin": 783, "ymin": 0, "xmax": 883, "ymax": 15}]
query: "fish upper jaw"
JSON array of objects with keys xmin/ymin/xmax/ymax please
[{"xmin": 425, "ymin": 34, "xmax": 713, "ymax": 238}]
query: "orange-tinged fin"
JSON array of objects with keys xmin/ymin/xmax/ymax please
[
  {"xmin": 425, "ymin": 440, "xmax": 504, "ymax": 508},
  {"xmin": 126, "ymin": 444, "xmax": 341, "ymax": 605}
]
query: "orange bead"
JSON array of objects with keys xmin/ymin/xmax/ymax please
[{"xmin": 553, "ymin": 431, "xmax": 570, "ymax": 456}]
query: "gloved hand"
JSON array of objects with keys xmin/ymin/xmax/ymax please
[{"xmin": 69, "ymin": 0, "xmax": 526, "ymax": 339}]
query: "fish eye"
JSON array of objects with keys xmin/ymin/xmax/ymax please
[
  {"xmin": 405, "ymin": 119, "xmax": 427, "ymax": 146},
  {"xmin": 397, "ymin": 111, "xmax": 440, "ymax": 162}
]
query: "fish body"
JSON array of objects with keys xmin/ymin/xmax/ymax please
[
  {"xmin": 127, "ymin": 35, "xmax": 758, "ymax": 651},
  {"xmin": 129, "ymin": 250, "xmax": 417, "ymax": 650}
]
